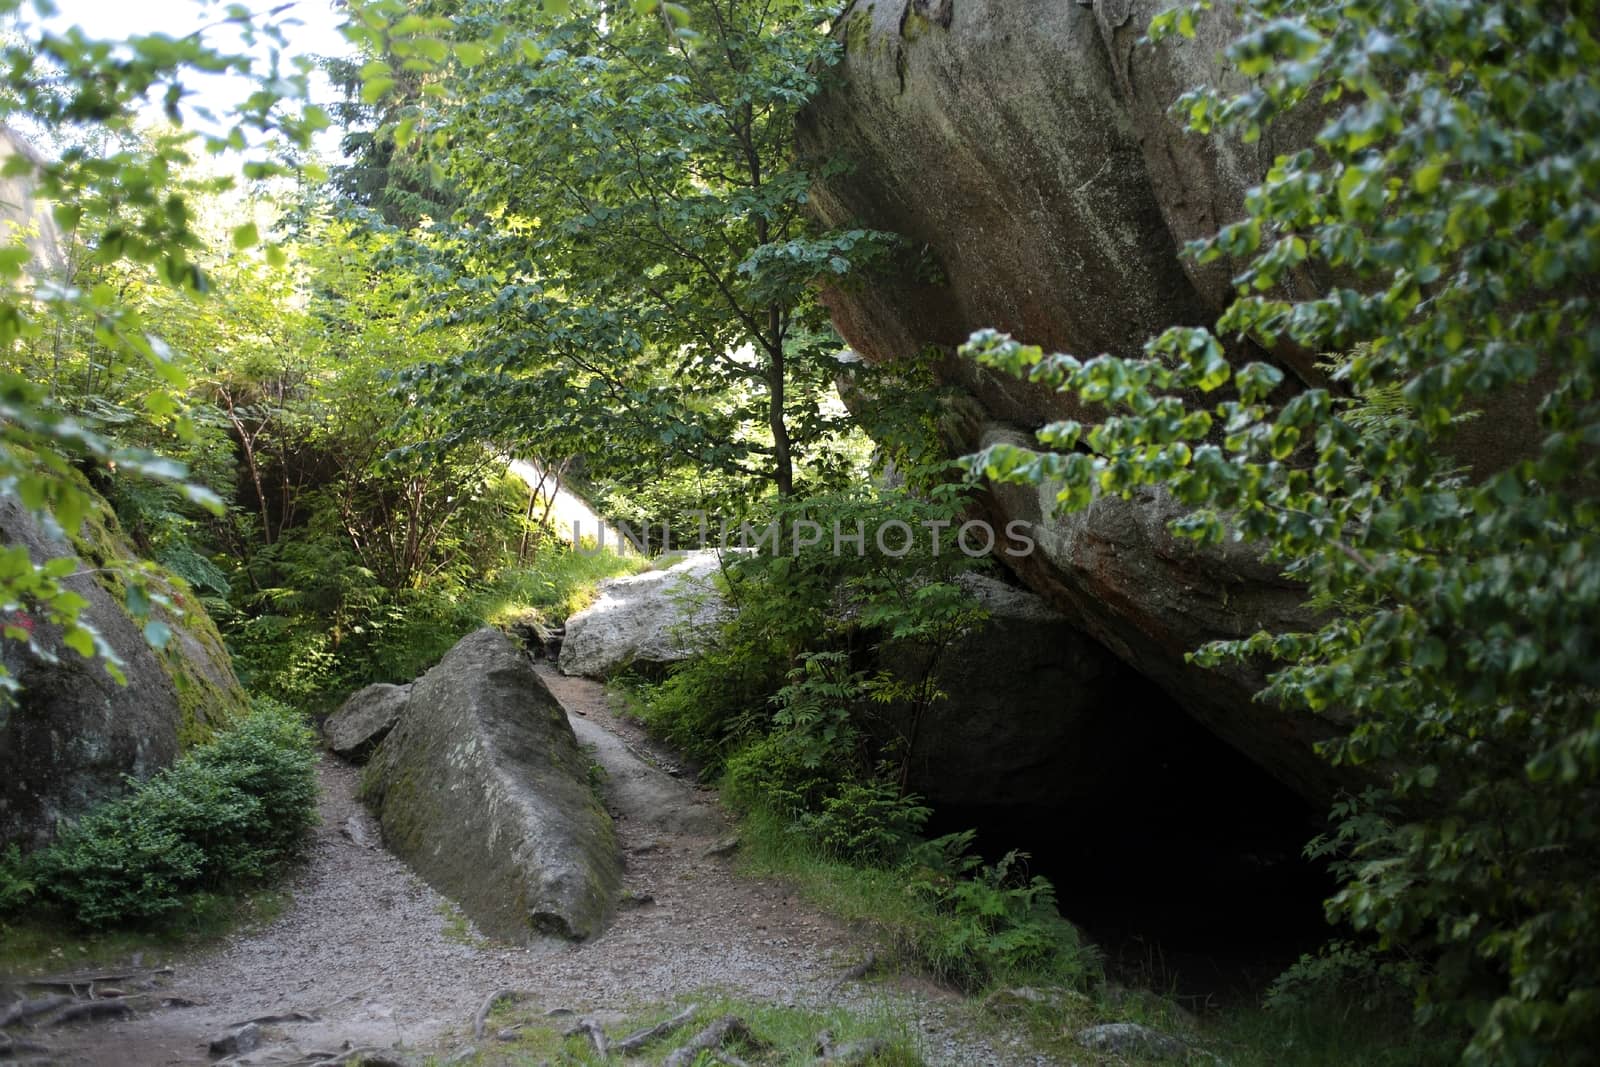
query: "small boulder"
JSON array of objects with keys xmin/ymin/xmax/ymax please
[
  {"xmin": 1076, "ymin": 1022, "xmax": 1192, "ymax": 1061},
  {"xmin": 324, "ymin": 683, "xmax": 410, "ymax": 763},
  {"xmin": 207, "ymin": 1022, "xmax": 262, "ymax": 1057},
  {"xmin": 363, "ymin": 629, "xmax": 621, "ymax": 941},
  {"xmin": 558, "ymin": 552, "xmax": 730, "ymax": 678}
]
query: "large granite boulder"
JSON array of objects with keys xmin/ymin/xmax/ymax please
[
  {"xmin": 324, "ymin": 682, "xmax": 409, "ymax": 763},
  {"xmin": 558, "ymin": 552, "xmax": 730, "ymax": 679},
  {"xmin": 796, "ymin": 0, "xmax": 1357, "ymax": 800},
  {"xmin": 362, "ymin": 628, "xmax": 621, "ymax": 941},
  {"xmin": 0, "ymin": 490, "xmax": 249, "ymax": 851}
]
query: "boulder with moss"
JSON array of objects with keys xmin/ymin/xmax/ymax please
[
  {"xmin": 324, "ymin": 682, "xmax": 410, "ymax": 763},
  {"xmin": 362, "ymin": 628, "xmax": 621, "ymax": 941},
  {"xmin": 0, "ymin": 486, "xmax": 249, "ymax": 851}
]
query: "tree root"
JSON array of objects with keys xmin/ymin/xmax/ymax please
[
  {"xmin": 563, "ymin": 1017, "xmax": 609, "ymax": 1057},
  {"xmin": 229, "ymin": 1011, "xmax": 318, "ymax": 1027},
  {"xmin": 827, "ymin": 950, "xmax": 880, "ymax": 993},
  {"xmin": 472, "ymin": 988, "xmax": 527, "ymax": 1040},
  {"xmin": 614, "ymin": 1003, "xmax": 698, "ymax": 1054},
  {"xmin": 663, "ymin": 1015, "xmax": 770, "ymax": 1067},
  {"xmin": 0, "ymin": 1034, "xmax": 52, "ymax": 1056},
  {"xmin": 0, "ymin": 996, "xmax": 72, "ymax": 1029},
  {"xmin": 39, "ymin": 999, "xmax": 134, "ymax": 1027}
]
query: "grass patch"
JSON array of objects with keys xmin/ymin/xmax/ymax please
[
  {"xmin": 0, "ymin": 888, "xmax": 288, "ymax": 976},
  {"xmin": 446, "ymin": 993, "xmax": 921, "ymax": 1065},
  {"xmin": 734, "ymin": 807, "xmax": 1094, "ymax": 993},
  {"xmin": 1202, "ymin": 999, "xmax": 1453, "ymax": 1067},
  {"xmin": 435, "ymin": 900, "xmax": 488, "ymax": 950},
  {"xmin": 481, "ymin": 548, "xmax": 646, "ymax": 630}
]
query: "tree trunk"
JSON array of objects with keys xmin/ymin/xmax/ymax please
[{"xmin": 766, "ymin": 306, "xmax": 793, "ymax": 496}]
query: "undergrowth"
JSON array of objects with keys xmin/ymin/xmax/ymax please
[
  {"xmin": 0, "ymin": 889, "xmax": 288, "ymax": 976},
  {"xmin": 0, "ymin": 698, "xmax": 317, "ymax": 928},
  {"xmin": 231, "ymin": 545, "xmax": 639, "ymax": 709}
]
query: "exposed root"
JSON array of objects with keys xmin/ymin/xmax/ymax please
[
  {"xmin": 664, "ymin": 1015, "xmax": 770, "ymax": 1067},
  {"xmin": 0, "ymin": 1034, "xmax": 52, "ymax": 1056},
  {"xmin": 472, "ymin": 988, "xmax": 527, "ymax": 1040},
  {"xmin": 827, "ymin": 950, "xmax": 880, "ymax": 993},
  {"xmin": 564, "ymin": 1017, "xmax": 609, "ymax": 1057},
  {"xmin": 614, "ymin": 1003, "xmax": 699, "ymax": 1054},
  {"xmin": 228, "ymin": 1011, "xmax": 318, "ymax": 1027},
  {"xmin": 0, "ymin": 996, "xmax": 73, "ymax": 1029},
  {"xmin": 39, "ymin": 999, "xmax": 135, "ymax": 1027},
  {"xmin": 293, "ymin": 1047, "xmax": 413, "ymax": 1067}
]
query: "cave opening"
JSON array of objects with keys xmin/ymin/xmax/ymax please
[{"xmin": 916, "ymin": 670, "xmax": 1337, "ymax": 1002}]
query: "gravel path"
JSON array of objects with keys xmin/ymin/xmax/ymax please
[{"xmin": 41, "ymin": 667, "xmax": 1025, "ymax": 1066}]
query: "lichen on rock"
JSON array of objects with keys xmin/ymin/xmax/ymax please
[{"xmin": 363, "ymin": 628, "xmax": 622, "ymax": 942}]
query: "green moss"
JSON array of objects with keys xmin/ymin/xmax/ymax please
[
  {"xmin": 158, "ymin": 591, "xmax": 250, "ymax": 747},
  {"xmin": 901, "ymin": 10, "xmax": 931, "ymax": 40},
  {"xmin": 59, "ymin": 470, "xmax": 249, "ymax": 748},
  {"xmin": 844, "ymin": 8, "xmax": 871, "ymax": 54}
]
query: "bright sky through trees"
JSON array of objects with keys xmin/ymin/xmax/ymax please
[{"xmin": 21, "ymin": 0, "xmax": 354, "ymax": 158}]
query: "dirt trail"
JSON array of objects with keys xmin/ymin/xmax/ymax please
[{"xmin": 35, "ymin": 666, "xmax": 1019, "ymax": 1066}]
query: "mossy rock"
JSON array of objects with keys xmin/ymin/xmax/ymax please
[
  {"xmin": 0, "ymin": 479, "xmax": 249, "ymax": 851},
  {"xmin": 363, "ymin": 629, "xmax": 621, "ymax": 942}
]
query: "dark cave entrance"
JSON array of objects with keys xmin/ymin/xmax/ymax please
[{"xmin": 913, "ymin": 672, "xmax": 1337, "ymax": 1002}]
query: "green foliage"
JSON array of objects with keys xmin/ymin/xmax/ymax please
[
  {"xmin": 906, "ymin": 844, "xmax": 1090, "ymax": 992},
  {"xmin": 737, "ymin": 806, "xmax": 1098, "ymax": 994},
  {"xmin": 794, "ymin": 779, "xmax": 932, "ymax": 868},
  {"xmin": 1267, "ymin": 939, "xmax": 1423, "ymax": 1017},
  {"xmin": 0, "ymin": 0, "xmax": 337, "ymax": 693},
  {"xmin": 969, "ymin": 0, "xmax": 1600, "ymax": 1060},
  {"xmin": 13, "ymin": 701, "xmax": 317, "ymax": 928},
  {"xmin": 637, "ymin": 480, "xmax": 984, "ymax": 769},
  {"xmin": 0, "ymin": 844, "xmax": 35, "ymax": 915},
  {"xmin": 404, "ymin": 0, "xmax": 898, "ymax": 505}
]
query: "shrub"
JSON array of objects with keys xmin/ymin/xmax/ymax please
[
  {"xmin": 0, "ymin": 845, "xmax": 38, "ymax": 915},
  {"xmin": 907, "ymin": 841, "xmax": 1093, "ymax": 990},
  {"xmin": 793, "ymin": 780, "xmax": 932, "ymax": 867},
  {"xmin": 28, "ymin": 700, "xmax": 318, "ymax": 927}
]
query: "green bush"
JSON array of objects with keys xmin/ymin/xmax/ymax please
[
  {"xmin": 23, "ymin": 701, "xmax": 318, "ymax": 927},
  {"xmin": 0, "ymin": 845, "xmax": 38, "ymax": 915},
  {"xmin": 906, "ymin": 839, "xmax": 1091, "ymax": 991},
  {"xmin": 794, "ymin": 780, "xmax": 932, "ymax": 867}
]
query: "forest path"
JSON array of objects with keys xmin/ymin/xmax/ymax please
[{"xmin": 42, "ymin": 666, "xmax": 1007, "ymax": 1066}]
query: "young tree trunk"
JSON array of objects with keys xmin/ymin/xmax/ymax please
[{"xmin": 766, "ymin": 306, "xmax": 793, "ymax": 496}]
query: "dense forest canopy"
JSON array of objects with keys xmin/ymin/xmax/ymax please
[{"xmin": 0, "ymin": 0, "xmax": 1597, "ymax": 1063}]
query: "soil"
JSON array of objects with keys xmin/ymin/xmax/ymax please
[{"xmin": 26, "ymin": 665, "xmax": 1034, "ymax": 1066}]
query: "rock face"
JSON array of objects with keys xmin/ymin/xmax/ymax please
[
  {"xmin": 797, "ymin": 0, "xmax": 1351, "ymax": 800},
  {"xmin": 0, "ymin": 125, "xmax": 67, "ymax": 280},
  {"xmin": 0, "ymin": 492, "xmax": 249, "ymax": 851},
  {"xmin": 363, "ymin": 629, "xmax": 621, "ymax": 941},
  {"xmin": 559, "ymin": 552, "xmax": 730, "ymax": 679},
  {"xmin": 324, "ymin": 683, "xmax": 409, "ymax": 763},
  {"xmin": 879, "ymin": 573, "xmax": 1212, "ymax": 807}
]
